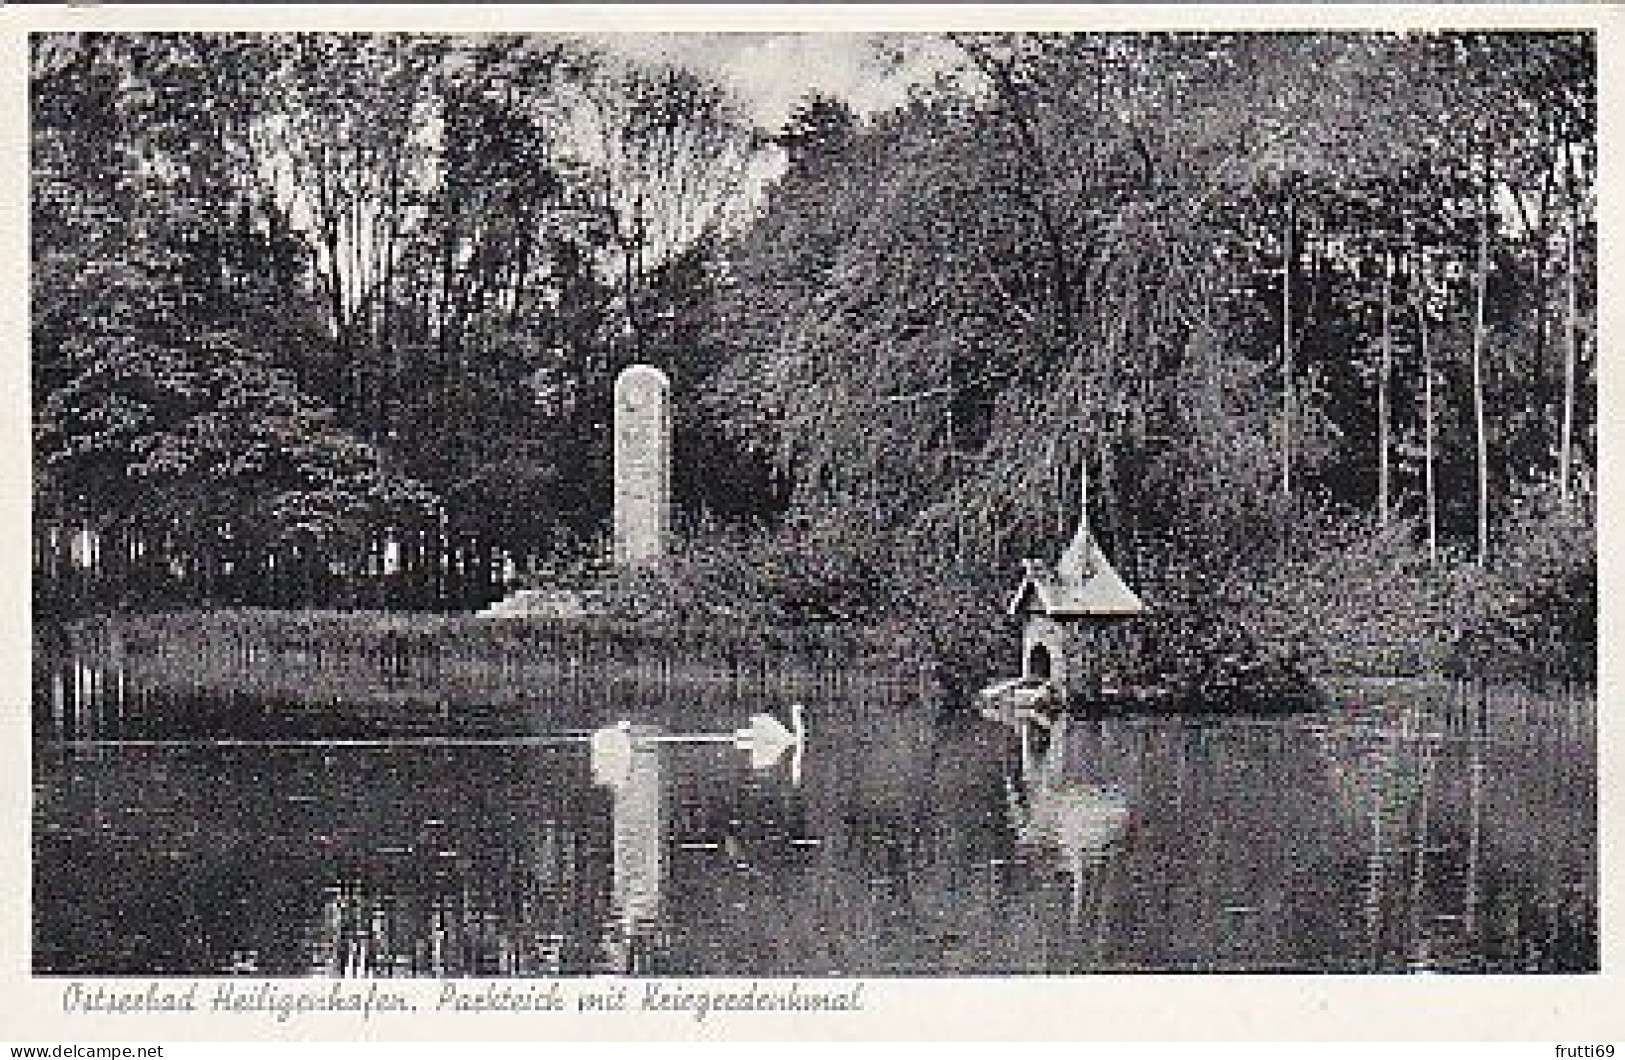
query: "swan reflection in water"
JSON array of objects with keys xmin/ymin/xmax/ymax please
[{"xmin": 1001, "ymin": 711, "xmax": 1132, "ymax": 931}]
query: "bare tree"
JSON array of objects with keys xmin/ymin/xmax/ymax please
[{"xmin": 574, "ymin": 59, "xmax": 759, "ymax": 357}]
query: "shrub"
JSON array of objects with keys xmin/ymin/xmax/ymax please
[{"xmin": 1455, "ymin": 486, "xmax": 1595, "ymax": 685}]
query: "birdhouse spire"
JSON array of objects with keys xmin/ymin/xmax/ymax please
[
  {"xmin": 1077, "ymin": 454, "xmax": 1090, "ymax": 547},
  {"xmin": 1058, "ymin": 455, "xmax": 1096, "ymax": 584}
]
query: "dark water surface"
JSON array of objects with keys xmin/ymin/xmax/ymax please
[{"xmin": 34, "ymin": 646, "xmax": 1597, "ymax": 976}]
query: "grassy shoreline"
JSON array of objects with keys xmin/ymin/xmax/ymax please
[
  {"xmin": 47, "ymin": 606, "xmax": 940, "ymax": 718},
  {"xmin": 46, "ymin": 607, "xmax": 1596, "ymax": 718}
]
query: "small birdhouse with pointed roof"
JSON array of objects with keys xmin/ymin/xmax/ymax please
[{"xmin": 1008, "ymin": 465, "xmax": 1146, "ymax": 701}]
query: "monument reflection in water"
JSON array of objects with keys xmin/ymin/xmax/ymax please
[{"xmin": 592, "ymin": 723, "xmax": 667, "ymax": 973}]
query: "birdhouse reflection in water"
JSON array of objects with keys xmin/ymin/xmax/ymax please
[{"xmin": 1006, "ymin": 712, "xmax": 1132, "ymax": 926}]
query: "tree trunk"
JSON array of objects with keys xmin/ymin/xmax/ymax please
[
  {"xmin": 1280, "ymin": 193, "xmax": 1295, "ymax": 501},
  {"xmin": 1378, "ymin": 241, "xmax": 1393, "ymax": 526},
  {"xmin": 1416, "ymin": 248, "xmax": 1438, "ymax": 565},
  {"xmin": 1471, "ymin": 153, "xmax": 1492, "ymax": 566},
  {"xmin": 1560, "ymin": 167, "xmax": 1578, "ymax": 507}
]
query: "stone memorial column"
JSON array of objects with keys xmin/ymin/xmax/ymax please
[{"xmin": 612, "ymin": 364, "xmax": 671, "ymax": 567}]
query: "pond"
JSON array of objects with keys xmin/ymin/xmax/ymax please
[{"xmin": 32, "ymin": 638, "xmax": 1598, "ymax": 976}]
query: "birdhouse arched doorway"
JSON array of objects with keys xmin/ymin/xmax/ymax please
[{"xmin": 1027, "ymin": 641, "xmax": 1054, "ymax": 683}]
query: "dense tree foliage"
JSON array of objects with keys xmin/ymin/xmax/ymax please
[
  {"xmin": 701, "ymin": 32, "xmax": 1595, "ymax": 688},
  {"xmin": 33, "ymin": 31, "xmax": 1595, "ymax": 687},
  {"xmin": 33, "ymin": 33, "xmax": 773, "ymax": 610}
]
